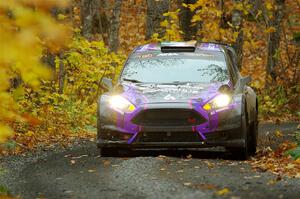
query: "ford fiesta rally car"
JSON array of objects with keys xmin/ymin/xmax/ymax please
[{"xmin": 97, "ymin": 41, "xmax": 258, "ymax": 159}]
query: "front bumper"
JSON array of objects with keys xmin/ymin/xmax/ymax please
[
  {"xmin": 97, "ymin": 124, "xmax": 244, "ymax": 148},
  {"xmin": 98, "ymin": 101, "xmax": 243, "ymax": 148}
]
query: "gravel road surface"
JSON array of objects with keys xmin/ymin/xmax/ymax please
[{"xmin": 0, "ymin": 123, "xmax": 299, "ymax": 199}]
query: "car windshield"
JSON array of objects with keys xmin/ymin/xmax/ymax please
[{"xmin": 121, "ymin": 51, "xmax": 228, "ymax": 84}]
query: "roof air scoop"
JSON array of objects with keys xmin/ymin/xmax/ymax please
[{"xmin": 160, "ymin": 41, "xmax": 197, "ymax": 53}]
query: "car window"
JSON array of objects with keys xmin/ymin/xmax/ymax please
[
  {"xmin": 121, "ymin": 51, "xmax": 229, "ymax": 84},
  {"xmin": 225, "ymin": 49, "xmax": 239, "ymax": 84}
]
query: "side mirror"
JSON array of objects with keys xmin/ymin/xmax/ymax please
[
  {"xmin": 100, "ymin": 77, "xmax": 113, "ymax": 91},
  {"xmin": 218, "ymin": 84, "xmax": 233, "ymax": 94},
  {"xmin": 240, "ymin": 76, "xmax": 251, "ymax": 87}
]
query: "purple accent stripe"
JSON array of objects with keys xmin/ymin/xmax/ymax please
[
  {"xmin": 128, "ymin": 132, "xmax": 138, "ymax": 144},
  {"xmin": 197, "ymin": 131, "xmax": 206, "ymax": 140}
]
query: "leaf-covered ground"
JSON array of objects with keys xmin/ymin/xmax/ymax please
[{"xmin": 0, "ymin": 123, "xmax": 299, "ymax": 199}]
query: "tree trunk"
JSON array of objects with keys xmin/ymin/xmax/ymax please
[
  {"xmin": 145, "ymin": 0, "xmax": 170, "ymax": 40},
  {"xmin": 99, "ymin": 0, "xmax": 110, "ymax": 45},
  {"xmin": 177, "ymin": 0, "xmax": 199, "ymax": 41},
  {"xmin": 81, "ymin": 0, "xmax": 102, "ymax": 39},
  {"xmin": 266, "ymin": 0, "xmax": 285, "ymax": 84},
  {"xmin": 219, "ymin": 0, "xmax": 227, "ymax": 28},
  {"xmin": 108, "ymin": 0, "xmax": 122, "ymax": 52},
  {"xmin": 58, "ymin": 53, "xmax": 65, "ymax": 94},
  {"xmin": 232, "ymin": 0, "xmax": 244, "ymax": 70}
]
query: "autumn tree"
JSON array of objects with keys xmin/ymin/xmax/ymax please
[
  {"xmin": 266, "ymin": 0, "xmax": 286, "ymax": 84},
  {"xmin": 0, "ymin": 0, "xmax": 70, "ymax": 143},
  {"xmin": 178, "ymin": 0, "xmax": 198, "ymax": 41},
  {"xmin": 232, "ymin": 0, "xmax": 244, "ymax": 70},
  {"xmin": 81, "ymin": 0, "xmax": 122, "ymax": 52},
  {"xmin": 146, "ymin": 0, "xmax": 170, "ymax": 40},
  {"xmin": 107, "ymin": 0, "xmax": 122, "ymax": 52},
  {"xmin": 81, "ymin": 0, "xmax": 102, "ymax": 38}
]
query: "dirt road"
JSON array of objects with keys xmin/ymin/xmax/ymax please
[{"xmin": 0, "ymin": 123, "xmax": 299, "ymax": 199}]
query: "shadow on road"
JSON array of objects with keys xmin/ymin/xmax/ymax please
[{"xmin": 108, "ymin": 148, "xmax": 238, "ymax": 160}]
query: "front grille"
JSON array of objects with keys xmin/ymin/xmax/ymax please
[
  {"xmin": 131, "ymin": 109, "xmax": 206, "ymax": 126},
  {"xmin": 135, "ymin": 131, "xmax": 201, "ymax": 142}
]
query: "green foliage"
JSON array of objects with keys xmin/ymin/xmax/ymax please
[
  {"xmin": 287, "ymin": 146, "xmax": 300, "ymax": 160},
  {"xmin": 285, "ymin": 131, "xmax": 300, "ymax": 160},
  {"xmin": 258, "ymin": 85, "xmax": 300, "ymax": 118},
  {"xmin": 295, "ymin": 131, "xmax": 300, "ymax": 145},
  {"xmin": 0, "ymin": 185, "xmax": 9, "ymax": 195}
]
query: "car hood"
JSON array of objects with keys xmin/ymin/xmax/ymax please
[{"xmin": 119, "ymin": 82, "xmax": 227, "ymax": 105}]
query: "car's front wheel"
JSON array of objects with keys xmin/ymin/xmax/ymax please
[
  {"xmin": 228, "ymin": 106, "xmax": 251, "ymax": 160},
  {"xmin": 248, "ymin": 119, "xmax": 258, "ymax": 155},
  {"xmin": 99, "ymin": 147, "xmax": 119, "ymax": 157}
]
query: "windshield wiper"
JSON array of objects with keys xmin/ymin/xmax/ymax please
[
  {"xmin": 160, "ymin": 81, "xmax": 195, "ymax": 85},
  {"xmin": 122, "ymin": 78, "xmax": 143, "ymax": 83}
]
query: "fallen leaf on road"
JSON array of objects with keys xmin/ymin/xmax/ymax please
[
  {"xmin": 216, "ymin": 188, "xmax": 230, "ymax": 196},
  {"xmin": 286, "ymin": 163, "xmax": 295, "ymax": 169},
  {"xmin": 274, "ymin": 130, "xmax": 283, "ymax": 138},
  {"xmin": 186, "ymin": 154, "xmax": 192, "ymax": 159},
  {"xmin": 64, "ymin": 190, "xmax": 73, "ymax": 194},
  {"xmin": 267, "ymin": 179, "xmax": 277, "ymax": 185},
  {"xmin": 204, "ymin": 161, "xmax": 214, "ymax": 168},
  {"xmin": 250, "ymin": 141, "xmax": 300, "ymax": 178},
  {"xmin": 156, "ymin": 155, "xmax": 167, "ymax": 160},
  {"xmin": 72, "ymin": 154, "xmax": 88, "ymax": 159},
  {"xmin": 102, "ymin": 160, "xmax": 110, "ymax": 166},
  {"xmin": 194, "ymin": 183, "xmax": 217, "ymax": 190},
  {"xmin": 230, "ymin": 196, "xmax": 241, "ymax": 199},
  {"xmin": 228, "ymin": 162, "xmax": 237, "ymax": 166},
  {"xmin": 88, "ymin": 169, "xmax": 96, "ymax": 173},
  {"xmin": 276, "ymin": 175, "xmax": 282, "ymax": 181},
  {"xmin": 243, "ymin": 176, "xmax": 252, "ymax": 179}
]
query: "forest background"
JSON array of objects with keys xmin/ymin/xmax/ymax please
[{"xmin": 0, "ymin": 0, "xmax": 299, "ymax": 156}]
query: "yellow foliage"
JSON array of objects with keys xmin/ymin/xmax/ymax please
[
  {"xmin": 0, "ymin": 0, "xmax": 70, "ymax": 143},
  {"xmin": 151, "ymin": 9, "xmax": 182, "ymax": 42},
  {"xmin": 0, "ymin": 126, "xmax": 13, "ymax": 143},
  {"xmin": 1, "ymin": 36, "xmax": 126, "ymax": 154}
]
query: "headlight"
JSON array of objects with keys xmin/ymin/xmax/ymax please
[
  {"xmin": 109, "ymin": 95, "xmax": 135, "ymax": 113},
  {"xmin": 203, "ymin": 94, "xmax": 231, "ymax": 111}
]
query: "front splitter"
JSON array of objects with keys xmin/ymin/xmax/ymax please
[{"xmin": 97, "ymin": 139, "xmax": 245, "ymax": 148}]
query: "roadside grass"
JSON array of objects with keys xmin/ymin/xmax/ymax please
[
  {"xmin": 0, "ymin": 185, "xmax": 9, "ymax": 197},
  {"xmin": 287, "ymin": 130, "xmax": 300, "ymax": 160}
]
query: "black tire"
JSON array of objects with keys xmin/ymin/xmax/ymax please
[
  {"xmin": 99, "ymin": 147, "xmax": 119, "ymax": 157},
  {"xmin": 228, "ymin": 106, "xmax": 250, "ymax": 160},
  {"xmin": 248, "ymin": 119, "xmax": 258, "ymax": 155}
]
